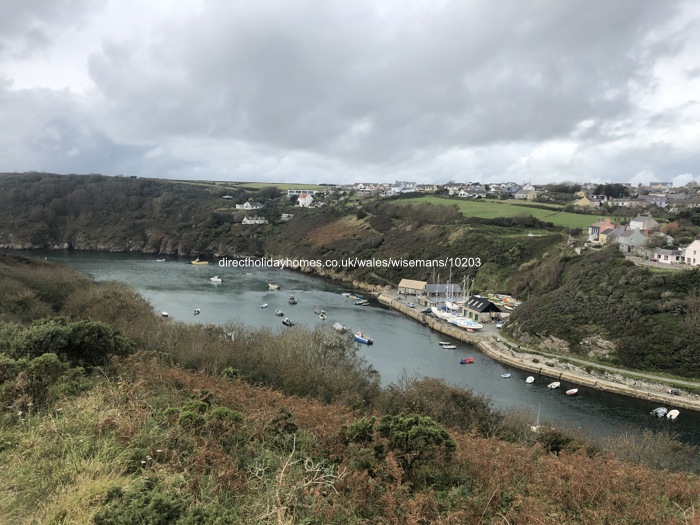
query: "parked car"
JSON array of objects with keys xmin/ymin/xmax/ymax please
[
  {"xmin": 407, "ymin": 302, "xmax": 415, "ymax": 308},
  {"xmin": 496, "ymin": 321, "xmax": 505, "ymax": 329}
]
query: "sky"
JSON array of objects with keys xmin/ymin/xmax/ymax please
[{"xmin": 1, "ymin": 0, "xmax": 700, "ymax": 186}]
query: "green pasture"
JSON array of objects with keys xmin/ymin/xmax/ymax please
[{"xmin": 403, "ymin": 196, "xmax": 596, "ymax": 229}]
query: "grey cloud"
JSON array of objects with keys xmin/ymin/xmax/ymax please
[{"xmin": 87, "ymin": 0, "xmax": 681, "ymax": 167}]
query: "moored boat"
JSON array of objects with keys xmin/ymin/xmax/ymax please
[
  {"xmin": 650, "ymin": 407, "xmax": 668, "ymax": 418},
  {"xmin": 260, "ymin": 303, "xmax": 268, "ymax": 308},
  {"xmin": 332, "ymin": 322, "xmax": 347, "ymax": 333},
  {"xmin": 460, "ymin": 357, "xmax": 475, "ymax": 364},
  {"xmin": 210, "ymin": 276, "xmax": 222, "ymax": 283},
  {"xmin": 526, "ymin": 376, "xmax": 535, "ymax": 384},
  {"xmin": 282, "ymin": 317, "xmax": 295, "ymax": 327},
  {"xmin": 547, "ymin": 382, "xmax": 560, "ymax": 389},
  {"xmin": 566, "ymin": 388, "xmax": 578, "ymax": 396},
  {"xmin": 191, "ymin": 257, "xmax": 208, "ymax": 265},
  {"xmin": 193, "ymin": 308, "xmax": 201, "ymax": 316},
  {"xmin": 288, "ymin": 295, "xmax": 298, "ymax": 304},
  {"xmin": 354, "ymin": 332, "xmax": 373, "ymax": 345},
  {"xmin": 501, "ymin": 373, "xmax": 512, "ymax": 378},
  {"xmin": 667, "ymin": 409, "xmax": 680, "ymax": 420},
  {"xmin": 268, "ymin": 283, "xmax": 280, "ymax": 290},
  {"xmin": 319, "ymin": 313, "xmax": 327, "ymax": 320},
  {"xmin": 275, "ymin": 309, "xmax": 284, "ymax": 316},
  {"xmin": 441, "ymin": 344, "xmax": 457, "ymax": 350}
]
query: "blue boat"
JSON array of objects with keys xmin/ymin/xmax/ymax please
[{"xmin": 354, "ymin": 332, "xmax": 373, "ymax": 345}]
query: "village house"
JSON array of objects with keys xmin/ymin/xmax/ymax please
[
  {"xmin": 296, "ymin": 192, "xmax": 314, "ymax": 207},
  {"xmin": 574, "ymin": 196, "xmax": 594, "ymax": 208},
  {"xmin": 684, "ymin": 239, "xmax": 700, "ymax": 266},
  {"xmin": 628, "ymin": 214, "xmax": 660, "ymax": 233},
  {"xmin": 652, "ymin": 248, "xmax": 683, "ymax": 265},
  {"xmin": 279, "ymin": 213, "xmax": 294, "ymax": 222},
  {"xmin": 287, "ymin": 189, "xmax": 318, "ymax": 196},
  {"xmin": 387, "ymin": 181, "xmax": 417, "ymax": 195},
  {"xmin": 588, "ymin": 217, "xmax": 616, "ymax": 242},
  {"xmin": 615, "ymin": 229, "xmax": 647, "ymax": 254},
  {"xmin": 513, "ymin": 189, "xmax": 536, "ymax": 200},
  {"xmin": 235, "ymin": 201, "xmax": 263, "ymax": 210}
]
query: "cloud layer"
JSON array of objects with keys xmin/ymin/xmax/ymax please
[{"xmin": 2, "ymin": 0, "xmax": 700, "ymax": 184}]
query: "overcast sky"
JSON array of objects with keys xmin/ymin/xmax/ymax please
[{"xmin": 1, "ymin": 0, "xmax": 699, "ymax": 186}]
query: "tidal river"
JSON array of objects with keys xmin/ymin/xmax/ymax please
[{"xmin": 25, "ymin": 250, "xmax": 700, "ymax": 446}]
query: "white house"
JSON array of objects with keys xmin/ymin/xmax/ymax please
[
  {"xmin": 279, "ymin": 213, "xmax": 294, "ymax": 222},
  {"xmin": 242, "ymin": 215, "xmax": 268, "ymax": 225},
  {"xmin": 387, "ymin": 181, "xmax": 417, "ymax": 195},
  {"xmin": 235, "ymin": 201, "xmax": 263, "ymax": 210},
  {"xmin": 684, "ymin": 239, "xmax": 700, "ymax": 266},
  {"xmin": 629, "ymin": 215, "xmax": 660, "ymax": 232},
  {"xmin": 652, "ymin": 248, "xmax": 683, "ymax": 265},
  {"xmin": 296, "ymin": 192, "xmax": 314, "ymax": 207},
  {"xmin": 287, "ymin": 189, "xmax": 317, "ymax": 196}
]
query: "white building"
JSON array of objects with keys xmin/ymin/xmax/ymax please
[
  {"xmin": 685, "ymin": 239, "xmax": 700, "ymax": 266},
  {"xmin": 296, "ymin": 192, "xmax": 314, "ymax": 207},
  {"xmin": 242, "ymin": 215, "xmax": 268, "ymax": 225},
  {"xmin": 235, "ymin": 201, "xmax": 263, "ymax": 210}
]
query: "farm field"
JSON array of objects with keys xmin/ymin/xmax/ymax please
[{"xmin": 403, "ymin": 195, "xmax": 597, "ymax": 229}]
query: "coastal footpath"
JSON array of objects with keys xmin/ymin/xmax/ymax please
[{"xmin": 378, "ymin": 291, "xmax": 700, "ymax": 413}]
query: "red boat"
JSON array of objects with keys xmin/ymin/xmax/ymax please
[{"xmin": 460, "ymin": 357, "xmax": 475, "ymax": 365}]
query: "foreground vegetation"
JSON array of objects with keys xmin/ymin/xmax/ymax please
[{"xmin": 1, "ymin": 254, "xmax": 700, "ymax": 523}]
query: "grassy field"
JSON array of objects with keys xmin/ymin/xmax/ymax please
[
  {"xmin": 404, "ymin": 195, "xmax": 598, "ymax": 229},
  {"xmin": 173, "ymin": 180, "xmax": 328, "ymax": 191}
]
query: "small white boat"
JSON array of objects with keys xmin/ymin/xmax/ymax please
[
  {"xmin": 442, "ymin": 344, "xmax": 457, "ymax": 350},
  {"xmin": 275, "ymin": 309, "xmax": 284, "ymax": 316},
  {"xmin": 438, "ymin": 341, "xmax": 453, "ymax": 346},
  {"xmin": 354, "ymin": 332, "xmax": 373, "ymax": 345},
  {"xmin": 268, "ymin": 283, "xmax": 280, "ymax": 290},
  {"xmin": 282, "ymin": 317, "xmax": 295, "ymax": 327},
  {"xmin": 547, "ymin": 382, "xmax": 561, "ymax": 389},
  {"xmin": 260, "ymin": 303, "xmax": 268, "ymax": 309},
  {"xmin": 341, "ymin": 292, "xmax": 352, "ymax": 297},
  {"xmin": 161, "ymin": 312, "xmax": 169, "ymax": 317},
  {"xmin": 667, "ymin": 409, "xmax": 680, "ymax": 420},
  {"xmin": 319, "ymin": 313, "xmax": 327, "ymax": 320},
  {"xmin": 332, "ymin": 322, "xmax": 347, "ymax": 333},
  {"xmin": 156, "ymin": 258, "xmax": 166, "ymax": 262},
  {"xmin": 526, "ymin": 376, "xmax": 535, "ymax": 384},
  {"xmin": 501, "ymin": 373, "xmax": 512, "ymax": 378},
  {"xmin": 210, "ymin": 276, "xmax": 222, "ymax": 283},
  {"xmin": 193, "ymin": 308, "xmax": 201, "ymax": 316},
  {"xmin": 288, "ymin": 295, "xmax": 298, "ymax": 304},
  {"xmin": 566, "ymin": 388, "xmax": 578, "ymax": 396},
  {"xmin": 651, "ymin": 407, "xmax": 668, "ymax": 418},
  {"xmin": 354, "ymin": 300, "xmax": 370, "ymax": 306}
]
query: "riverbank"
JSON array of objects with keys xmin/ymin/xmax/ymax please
[{"xmin": 378, "ymin": 290, "xmax": 700, "ymax": 413}]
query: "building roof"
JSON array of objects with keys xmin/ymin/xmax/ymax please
[
  {"xmin": 425, "ymin": 284, "xmax": 462, "ymax": 295},
  {"xmin": 397, "ymin": 279, "xmax": 427, "ymax": 290},
  {"xmin": 466, "ymin": 296, "xmax": 502, "ymax": 313}
]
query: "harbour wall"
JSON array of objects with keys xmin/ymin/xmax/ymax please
[{"xmin": 378, "ymin": 292, "xmax": 700, "ymax": 412}]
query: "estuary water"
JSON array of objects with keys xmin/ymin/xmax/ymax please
[{"xmin": 16, "ymin": 250, "xmax": 700, "ymax": 446}]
